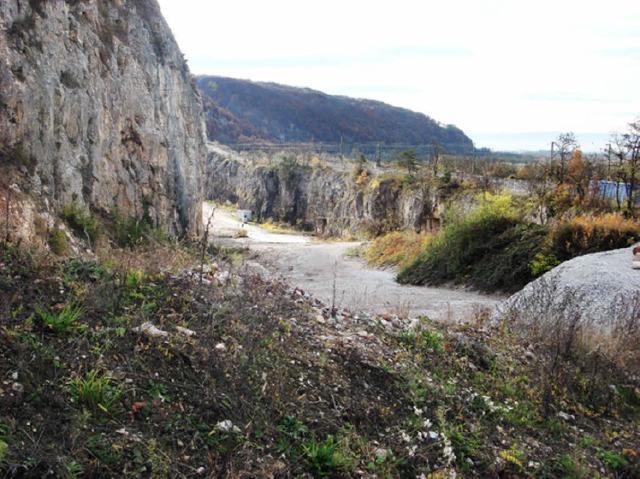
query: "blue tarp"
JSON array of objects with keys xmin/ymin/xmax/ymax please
[{"xmin": 595, "ymin": 180, "xmax": 640, "ymax": 206}]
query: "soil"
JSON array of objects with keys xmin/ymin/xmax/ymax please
[{"xmin": 206, "ymin": 204, "xmax": 503, "ymax": 321}]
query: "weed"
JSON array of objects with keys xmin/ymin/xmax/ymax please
[
  {"xmin": 145, "ymin": 379, "xmax": 170, "ymax": 403},
  {"xmin": 499, "ymin": 443, "xmax": 525, "ymax": 472},
  {"xmin": 61, "ymin": 203, "xmax": 101, "ymax": 245},
  {"xmin": 48, "ymin": 227, "xmax": 67, "ymax": 255},
  {"xmin": 303, "ymin": 435, "xmax": 352, "ymax": 477},
  {"xmin": 64, "ymin": 461, "xmax": 84, "ymax": 478},
  {"xmin": 68, "ymin": 369, "xmax": 123, "ymax": 412},
  {"xmin": 597, "ymin": 449, "xmax": 628, "ymax": 470},
  {"xmin": 550, "ymin": 213, "xmax": 640, "ymax": 261},
  {"xmin": 366, "ymin": 230, "xmax": 432, "ymax": 270},
  {"xmin": 278, "ymin": 415, "xmax": 308, "ymax": 440},
  {"xmin": 0, "ymin": 441, "xmax": 7, "ymax": 461},
  {"xmin": 37, "ymin": 303, "xmax": 84, "ymax": 333},
  {"xmin": 556, "ymin": 453, "xmax": 589, "ymax": 479},
  {"xmin": 85, "ymin": 434, "xmax": 121, "ymax": 465}
]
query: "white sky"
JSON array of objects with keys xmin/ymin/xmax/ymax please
[{"xmin": 156, "ymin": 0, "xmax": 640, "ymax": 151}]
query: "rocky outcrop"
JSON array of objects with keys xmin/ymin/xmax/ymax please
[
  {"xmin": 0, "ymin": 0, "xmax": 206, "ymax": 239},
  {"xmin": 206, "ymin": 147, "xmax": 437, "ymax": 237}
]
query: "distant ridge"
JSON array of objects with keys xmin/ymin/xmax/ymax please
[{"xmin": 196, "ymin": 76, "xmax": 475, "ymax": 156}]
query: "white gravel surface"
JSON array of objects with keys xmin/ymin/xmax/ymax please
[
  {"xmin": 495, "ymin": 244, "xmax": 640, "ymax": 333},
  {"xmin": 205, "ymin": 204, "xmax": 502, "ymax": 321}
]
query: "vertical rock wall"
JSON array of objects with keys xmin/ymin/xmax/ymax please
[
  {"xmin": 206, "ymin": 151, "xmax": 436, "ymax": 237},
  {"xmin": 0, "ymin": 0, "xmax": 206, "ymax": 238}
]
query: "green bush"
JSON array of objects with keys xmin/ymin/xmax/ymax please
[
  {"xmin": 48, "ymin": 227, "xmax": 67, "ymax": 255},
  {"xmin": 397, "ymin": 193, "xmax": 548, "ymax": 292}
]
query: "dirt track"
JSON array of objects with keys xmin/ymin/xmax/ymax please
[{"xmin": 206, "ymin": 204, "xmax": 503, "ymax": 321}]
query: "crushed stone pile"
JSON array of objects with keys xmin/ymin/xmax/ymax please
[{"xmin": 495, "ymin": 244, "xmax": 640, "ymax": 334}]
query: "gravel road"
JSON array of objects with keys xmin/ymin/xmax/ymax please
[{"xmin": 205, "ymin": 204, "xmax": 503, "ymax": 321}]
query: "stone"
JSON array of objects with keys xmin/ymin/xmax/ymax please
[
  {"xmin": 0, "ymin": 0, "xmax": 206, "ymax": 241},
  {"xmin": 175, "ymin": 326, "xmax": 196, "ymax": 337},
  {"xmin": 216, "ymin": 420, "xmax": 240, "ymax": 434},
  {"xmin": 134, "ymin": 322, "xmax": 168, "ymax": 338}
]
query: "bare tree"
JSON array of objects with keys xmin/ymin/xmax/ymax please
[
  {"xmin": 551, "ymin": 132, "xmax": 579, "ymax": 185},
  {"xmin": 622, "ymin": 118, "xmax": 640, "ymax": 215},
  {"xmin": 428, "ymin": 142, "xmax": 444, "ymax": 177},
  {"xmin": 608, "ymin": 132, "xmax": 630, "ymax": 211},
  {"xmin": 609, "ymin": 118, "xmax": 640, "ymax": 215}
]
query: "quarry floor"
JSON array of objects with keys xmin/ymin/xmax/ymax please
[{"xmin": 206, "ymin": 204, "xmax": 503, "ymax": 321}]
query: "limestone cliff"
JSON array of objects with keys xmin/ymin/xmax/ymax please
[
  {"xmin": 0, "ymin": 0, "xmax": 206, "ymax": 239},
  {"xmin": 206, "ymin": 147, "xmax": 438, "ymax": 237}
]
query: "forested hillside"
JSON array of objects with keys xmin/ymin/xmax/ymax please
[{"xmin": 197, "ymin": 76, "xmax": 475, "ymax": 155}]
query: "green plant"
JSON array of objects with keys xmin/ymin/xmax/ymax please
[
  {"xmin": 125, "ymin": 269, "xmax": 146, "ymax": 288},
  {"xmin": 68, "ymin": 369, "xmax": 123, "ymax": 412},
  {"xmin": 64, "ymin": 461, "xmax": 84, "ymax": 479},
  {"xmin": 529, "ymin": 252, "xmax": 560, "ymax": 277},
  {"xmin": 145, "ymin": 379, "xmax": 170, "ymax": 403},
  {"xmin": 398, "ymin": 192, "xmax": 548, "ymax": 292},
  {"xmin": 556, "ymin": 453, "xmax": 589, "ymax": 479},
  {"xmin": 303, "ymin": 435, "xmax": 352, "ymax": 477},
  {"xmin": 0, "ymin": 440, "xmax": 7, "ymax": 461},
  {"xmin": 114, "ymin": 215, "xmax": 165, "ymax": 248},
  {"xmin": 278, "ymin": 415, "xmax": 308, "ymax": 440},
  {"xmin": 37, "ymin": 303, "xmax": 84, "ymax": 333},
  {"xmin": 61, "ymin": 203, "xmax": 101, "ymax": 244},
  {"xmin": 597, "ymin": 449, "xmax": 628, "ymax": 470},
  {"xmin": 85, "ymin": 434, "xmax": 121, "ymax": 465},
  {"xmin": 48, "ymin": 227, "xmax": 67, "ymax": 255}
]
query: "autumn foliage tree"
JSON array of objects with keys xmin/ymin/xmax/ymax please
[{"xmin": 565, "ymin": 150, "xmax": 595, "ymax": 203}]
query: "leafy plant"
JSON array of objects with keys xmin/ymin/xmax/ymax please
[
  {"xmin": 529, "ymin": 252, "xmax": 560, "ymax": 277},
  {"xmin": 597, "ymin": 449, "xmax": 628, "ymax": 470},
  {"xmin": 64, "ymin": 461, "xmax": 84, "ymax": 479},
  {"xmin": 278, "ymin": 415, "xmax": 308, "ymax": 440},
  {"xmin": 37, "ymin": 303, "xmax": 84, "ymax": 333},
  {"xmin": 145, "ymin": 379, "xmax": 170, "ymax": 403},
  {"xmin": 48, "ymin": 227, "xmax": 67, "ymax": 255},
  {"xmin": 303, "ymin": 435, "xmax": 351, "ymax": 477},
  {"xmin": 68, "ymin": 369, "xmax": 123, "ymax": 412}
]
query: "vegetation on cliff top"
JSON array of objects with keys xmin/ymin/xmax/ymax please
[{"xmin": 197, "ymin": 76, "xmax": 474, "ymax": 156}]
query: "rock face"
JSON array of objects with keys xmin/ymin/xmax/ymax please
[
  {"xmin": 206, "ymin": 147, "xmax": 437, "ymax": 237},
  {"xmin": 495, "ymin": 245, "xmax": 640, "ymax": 335},
  {"xmin": 0, "ymin": 0, "xmax": 206, "ymax": 239}
]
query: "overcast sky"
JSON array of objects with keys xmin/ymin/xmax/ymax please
[{"xmin": 156, "ymin": 0, "xmax": 640, "ymax": 151}]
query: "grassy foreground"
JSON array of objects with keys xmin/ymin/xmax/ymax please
[{"xmin": 0, "ymin": 239, "xmax": 639, "ymax": 478}]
